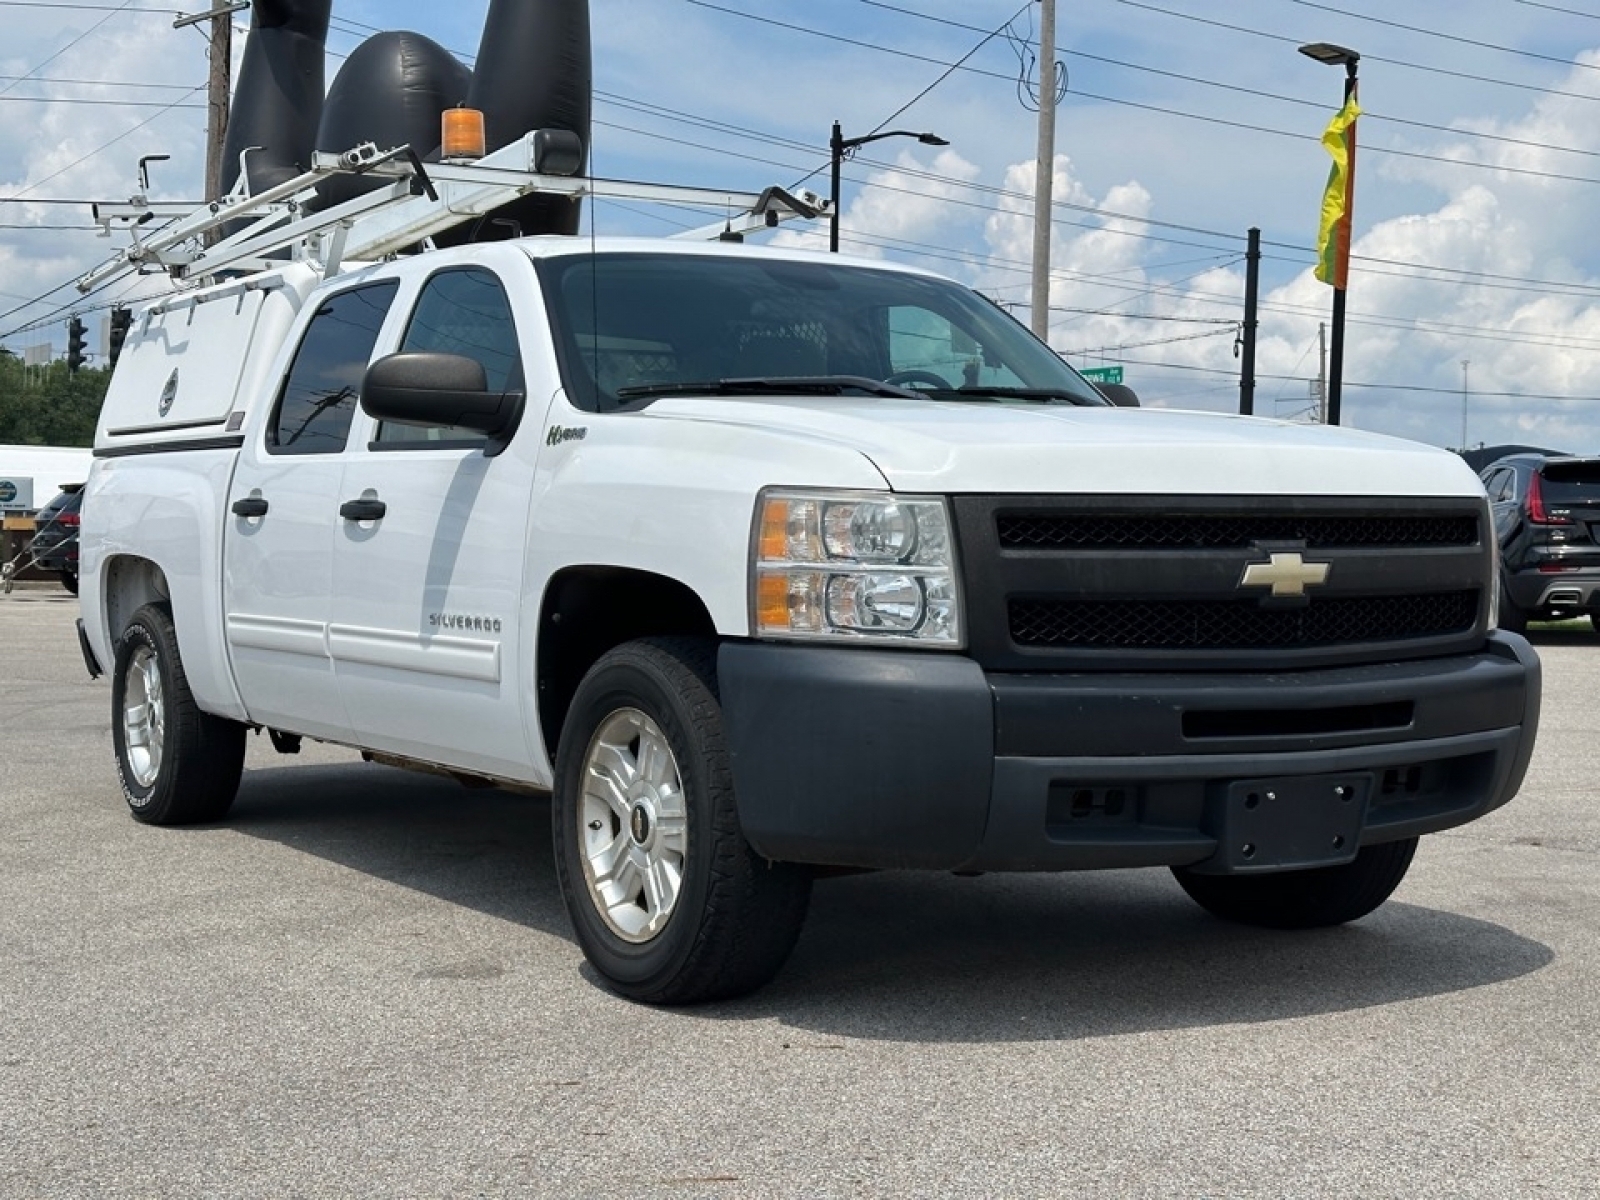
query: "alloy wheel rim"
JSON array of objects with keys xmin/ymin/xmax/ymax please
[
  {"xmin": 122, "ymin": 645, "xmax": 165, "ymax": 790},
  {"xmin": 577, "ymin": 707, "xmax": 688, "ymax": 944}
]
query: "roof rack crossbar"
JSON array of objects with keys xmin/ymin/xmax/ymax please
[{"xmin": 74, "ymin": 130, "xmax": 828, "ymax": 296}]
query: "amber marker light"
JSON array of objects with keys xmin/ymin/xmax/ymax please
[
  {"xmin": 441, "ymin": 107, "xmax": 487, "ymax": 162},
  {"xmin": 756, "ymin": 573, "xmax": 792, "ymax": 632},
  {"xmin": 758, "ymin": 497, "xmax": 790, "ymax": 562}
]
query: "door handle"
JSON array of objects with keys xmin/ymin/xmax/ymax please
[
  {"xmin": 231, "ymin": 496, "xmax": 269, "ymax": 518},
  {"xmin": 339, "ymin": 497, "xmax": 387, "ymax": 522}
]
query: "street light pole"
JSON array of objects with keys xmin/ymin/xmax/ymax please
[
  {"xmin": 829, "ymin": 121, "xmax": 949, "ymax": 253},
  {"xmin": 1300, "ymin": 41, "xmax": 1360, "ymax": 427}
]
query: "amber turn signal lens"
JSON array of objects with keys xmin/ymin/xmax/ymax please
[
  {"xmin": 756, "ymin": 572, "xmax": 790, "ymax": 631},
  {"xmin": 758, "ymin": 499, "xmax": 789, "ymax": 562}
]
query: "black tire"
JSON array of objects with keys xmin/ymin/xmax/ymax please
[
  {"xmin": 58, "ymin": 569, "xmax": 78, "ymax": 595},
  {"xmin": 1499, "ymin": 578, "xmax": 1528, "ymax": 634},
  {"xmin": 1589, "ymin": 614, "xmax": 1600, "ymax": 635},
  {"xmin": 111, "ymin": 603, "xmax": 246, "ymax": 825},
  {"xmin": 552, "ymin": 637, "xmax": 812, "ymax": 1004},
  {"xmin": 1172, "ymin": 836, "xmax": 1418, "ymax": 929}
]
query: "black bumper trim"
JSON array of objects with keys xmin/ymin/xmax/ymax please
[{"xmin": 718, "ymin": 634, "xmax": 1539, "ymax": 873}]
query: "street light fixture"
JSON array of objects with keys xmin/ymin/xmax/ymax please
[
  {"xmin": 1299, "ymin": 41, "xmax": 1360, "ymax": 426},
  {"xmin": 829, "ymin": 120, "xmax": 949, "ymax": 253}
]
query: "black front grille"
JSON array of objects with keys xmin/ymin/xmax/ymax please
[
  {"xmin": 997, "ymin": 513, "xmax": 1478, "ymax": 550},
  {"xmin": 1010, "ymin": 591, "xmax": 1479, "ymax": 651}
]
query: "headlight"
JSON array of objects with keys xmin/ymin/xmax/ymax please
[{"xmin": 752, "ymin": 489, "xmax": 962, "ymax": 646}]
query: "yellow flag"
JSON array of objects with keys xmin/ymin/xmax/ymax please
[{"xmin": 1314, "ymin": 95, "xmax": 1361, "ymax": 288}]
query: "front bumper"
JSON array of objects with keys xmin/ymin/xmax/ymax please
[{"xmin": 718, "ymin": 633, "xmax": 1541, "ymax": 873}]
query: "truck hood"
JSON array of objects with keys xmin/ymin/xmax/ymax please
[{"xmin": 639, "ymin": 395, "xmax": 1483, "ymax": 497}]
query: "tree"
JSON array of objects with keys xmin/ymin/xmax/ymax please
[{"xmin": 0, "ymin": 354, "xmax": 108, "ymax": 446}]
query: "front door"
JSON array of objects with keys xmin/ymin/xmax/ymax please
[
  {"xmin": 223, "ymin": 280, "xmax": 400, "ymax": 740},
  {"xmin": 328, "ymin": 265, "xmax": 542, "ymax": 779}
]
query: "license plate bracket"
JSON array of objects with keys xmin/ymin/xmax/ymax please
[{"xmin": 1201, "ymin": 774, "xmax": 1370, "ymax": 873}]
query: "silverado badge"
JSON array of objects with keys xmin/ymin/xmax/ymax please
[{"xmin": 1239, "ymin": 552, "xmax": 1331, "ymax": 598}]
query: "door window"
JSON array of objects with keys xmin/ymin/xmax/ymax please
[
  {"xmin": 375, "ymin": 267, "xmax": 523, "ymax": 446},
  {"xmin": 267, "ymin": 282, "xmax": 398, "ymax": 455}
]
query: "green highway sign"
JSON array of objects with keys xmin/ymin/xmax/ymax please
[{"xmin": 1079, "ymin": 365, "xmax": 1124, "ymax": 385}]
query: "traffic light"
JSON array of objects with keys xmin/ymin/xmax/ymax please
[
  {"xmin": 66, "ymin": 316, "xmax": 86, "ymax": 373},
  {"xmin": 107, "ymin": 307, "xmax": 132, "ymax": 370}
]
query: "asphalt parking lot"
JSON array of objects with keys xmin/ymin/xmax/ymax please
[{"xmin": 1, "ymin": 586, "xmax": 1596, "ymax": 1199}]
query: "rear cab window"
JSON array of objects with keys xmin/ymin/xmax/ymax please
[{"xmin": 267, "ymin": 282, "xmax": 399, "ymax": 455}]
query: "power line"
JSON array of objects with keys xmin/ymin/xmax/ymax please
[
  {"xmin": 1106, "ymin": 354, "xmax": 1600, "ymax": 403},
  {"xmin": 1116, "ymin": 0, "xmax": 1600, "ymax": 105},
  {"xmin": 866, "ymin": 0, "xmax": 1600, "ymax": 164},
  {"xmin": 1059, "ymin": 326, "xmax": 1238, "ymax": 355},
  {"xmin": 0, "ymin": 73, "xmax": 198, "ymax": 90},
  {"xmin": 0, "ymin": 0, "xmax": 136, "ymax": 100},
  {"xmin": 684, "ymin": 0, "xmax": 1600, "ymax": 191},
  {"xmin": 0, "ymin": 82, "xmax": 204, "ymax": 205},
  {"xmin": 1290, "ymin": 0, "xmax": 1600, "ymax": 74},
  {"xmin": 592, "ymin": 90, "xmax": 1600, "ymax": 306},
  {"xmin": 0, "ymin": 95, "xmax": 203, "ymax": 108},
  {"xmin": 1515, "ymin": 0, "xmax": 1600, "ymax": 18}
]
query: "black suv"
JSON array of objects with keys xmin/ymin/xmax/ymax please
[
  {"xmin": 1482, "ymin": 453, "xmax": 1600, "ymax": 632},
  {"xmin": 29, "ymin": 485, "xmax": 82, "ymax": 594}
]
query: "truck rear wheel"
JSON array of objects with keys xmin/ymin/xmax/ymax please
[
  {"xmin": 111, "ymin": 603, "xmax": 246, "ymax": 825},
  {"xmin": 1171, "ymin": 836, "xmax": 1418, "ymax": 929},
  {"xmin": 552, "ymin": 638, "xmax": 811, "ymax": 1004}
]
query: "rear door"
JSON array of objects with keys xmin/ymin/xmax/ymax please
[
  {"xmin": 327, "ymin": 264, "xmax": 544, "ymax": 780},
  {"xmin": 223, "ymin": 280, "xmax": 399, "ymax": 739}
]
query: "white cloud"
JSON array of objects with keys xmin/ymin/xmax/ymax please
[{"xmin": 0, "ymin": 11, "xmax": 204, "ymax": 349}]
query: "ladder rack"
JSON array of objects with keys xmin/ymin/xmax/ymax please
[{"xmin": 78, "ymin": 133, "xmax": 826, "ymax": 295}]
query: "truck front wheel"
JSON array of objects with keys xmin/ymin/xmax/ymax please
[
  {"xmin": 111, "ymin": 603, "xmax": 246, "ymax": 825},
  {"xmin": 552, "ymin": 638, "xmax": 811, "ymax": 1004},
  {"xmin": 1171, "ymin": 836, "xmax": 1418, "ymax": 929}
]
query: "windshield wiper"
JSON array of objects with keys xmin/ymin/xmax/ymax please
[
  {"xmin": 924, "ymin": 386, "xmax": 1109, "ymax": 406},
  {"xmin": 615, "ymin": 375, "xmax": 920, "ymax": 400}
]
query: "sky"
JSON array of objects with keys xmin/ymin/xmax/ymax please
[{"xmin": 5, "ymin": 0, "xmax": 1600, "ymax": 454}]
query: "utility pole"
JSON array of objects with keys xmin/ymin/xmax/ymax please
[
  {"xmin": 1239, "ymin": 227, "xmax": 1260, "ymax": 415},
  {"xmin": 1030, "ymin": 0, "xmax": 1058, "ymax": 342},
  {"xmin": 176, "ymin": 2, "xmax": 245, "ymax": 204},
  {"xmin": 205, "ymin": 1, "xmax": 233, "ymax": 205},
  {"xmin": 1461, "ymin": 359, "xmax": 1470, "ymax": 451},
  {"xmin": 1317, "ymin": 322, "xmax": 1328, "ymax": 423}
]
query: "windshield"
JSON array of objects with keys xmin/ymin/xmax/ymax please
[{"xmin": 535, "ymin": 251, "xmax": 1109, "ymax": 411}]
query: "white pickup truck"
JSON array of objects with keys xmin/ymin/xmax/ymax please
[{"xmin": 77, "ymin": 232, "xmax": 1540, "ymax": 1004}]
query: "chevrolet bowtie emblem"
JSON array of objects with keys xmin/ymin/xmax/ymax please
[{"xmin": 1240, "ymin": 552, "xmax": 1331, "ymax": 597}]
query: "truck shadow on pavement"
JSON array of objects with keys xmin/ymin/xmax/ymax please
[
  {"xmin": 226, "ymin": 762, "xmax": 1553, "ymax": 1043},
  {"xmin": 732, "ymin": 868, "xmax": 1554, "ymax": 1042},
  {"xmin": 226, "ymin": 761, "xmax": 568, "ymax": 938}
]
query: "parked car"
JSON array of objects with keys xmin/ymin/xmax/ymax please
[
  {"xmin": 30, "ymin": 484, "xmax": 82, "ymax": 594},
  {"xmin": 1481, "ymin": 453, "xmax": 1600, "ymax": 631}
]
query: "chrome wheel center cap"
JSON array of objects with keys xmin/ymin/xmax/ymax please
[{"xmin": 629, "ymin": 800, "xmax": 655, "ymax": 847}]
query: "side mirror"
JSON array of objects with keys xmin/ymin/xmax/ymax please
[
  {"xmin": 1095, "ymin": 382, "xmax": 1140, "ymax": 407},
  {"xmin": 361, "ymin": 352, "xmax": 524, "ymax": 454}
]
